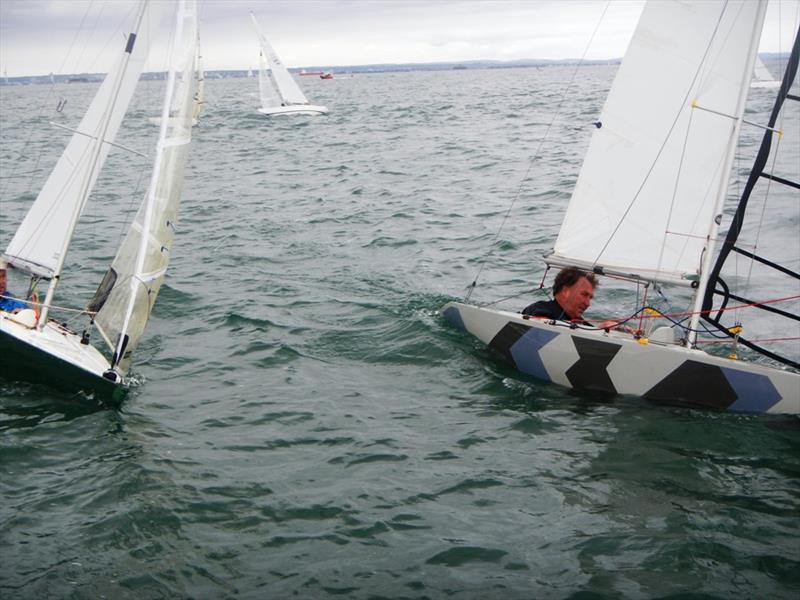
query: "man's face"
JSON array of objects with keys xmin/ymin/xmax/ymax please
[
  {"xmin": 556, "ymin": 277, "xmax": 595, "ymax": 320},
  {"xmin": 0, "ymin": 269, "xmax": 6, "ymax": 295}
]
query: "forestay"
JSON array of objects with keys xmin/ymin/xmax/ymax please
[
  {"xmin": 549, "ymin": 0, "xmax": 767, "ymax": 287},
  {"xmin": 3, "ymin": 2, "xmax": 162, "ymax": 279},
  {"xmin": 90, "ymin": 0, "xmax": 198, "ymax": 374}
]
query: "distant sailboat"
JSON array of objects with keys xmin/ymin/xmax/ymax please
[
  {"xmin": 250, "ymin": 13, "xmax": 328, "ymax": 116},
  {"xmin": 0, "ymin": 0, "xmax": 199, "ymax": 399},
  {"xmin": 751, "ymin": 55, "xmax": 780, "ymax": 88},
  {"xmin": 442, "ymin": 0, "xmax": 799, "ymax": 414}
]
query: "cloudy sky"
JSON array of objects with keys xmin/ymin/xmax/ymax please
[{"xmin": 0, "ymin": 0, "xmax": 798, "ymax": 77}]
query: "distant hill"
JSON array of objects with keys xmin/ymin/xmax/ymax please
[
  {"xmin": 1, "ymin": 58, "xmax": 618, "ymax": 85},
  {"xmin": 2, "ymin": 53, "xmax": 789, "ymax": 85}
]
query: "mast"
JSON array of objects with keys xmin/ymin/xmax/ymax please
[
  {"xmin": 686, "ymin": 2, "xmax": 769, "ymax": 347},
  {"xmin": 37, "ymin": 2, "xmax": 150, "ymax": 330}
]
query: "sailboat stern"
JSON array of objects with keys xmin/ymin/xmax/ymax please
[{"xmin": 441, "ymin": 302, "xmax": 800, "ymax": 414}]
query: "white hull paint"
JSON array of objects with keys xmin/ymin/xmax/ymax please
[
  {"xmin": 442, "ymin": 302, "xmax": 800, "ymax": 414},
  {"xmin": 257, "ymin": 104, "xmax": 328, "ymax": 116}
]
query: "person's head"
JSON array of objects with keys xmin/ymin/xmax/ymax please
[{"xmin": 553, "ymin": 267, "xmax": 597, "ymax": 320}]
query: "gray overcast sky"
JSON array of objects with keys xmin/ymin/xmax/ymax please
[{"xmin": 0, "ymin": 0, "xmax": 798, "ymax": 77}]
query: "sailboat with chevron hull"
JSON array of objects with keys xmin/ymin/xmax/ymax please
[{"xmin": 442, "ymin": 0, "xmax": 800, "ymax": 414}]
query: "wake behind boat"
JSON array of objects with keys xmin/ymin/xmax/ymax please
[
  {"xmin": 442, "ymin": 0, "xmax": 800, "ymax": 414},
  {"xmin": 0, "ymin": 0, "xmax": 199, "ymax": 400},
  {"xmin": 250, "ymin": 13, "xmax": 328, "ymax": 116}
]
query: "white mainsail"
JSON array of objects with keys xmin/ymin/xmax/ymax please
[
  {"xmin": 250, "ymin": 13, "xmax": 310, "ymax": 107},
  {"xmin": 550, "ymin": 0, "xmax": 767, "ymax": 287},
  {"xmin": 257, "ymin": 50, "xmax": 281, "ymax": 109},
  {"xmin": 3, "ymin": 2, "xmax": 163, "ymax": 279},
  {"xmin": 91, "ymin": 0, "xmax": 198, "ymax": 374}
]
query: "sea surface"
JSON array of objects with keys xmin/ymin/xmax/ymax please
[{"xmin": 1, "ymin": 66, "xmax": 799, "ymax": 599}]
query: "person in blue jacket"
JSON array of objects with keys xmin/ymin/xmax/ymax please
[{"xmin": 0, "ymin": 261, "xmax": 28, "ymax": 313}]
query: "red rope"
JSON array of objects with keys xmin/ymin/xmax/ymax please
[
  {"xmin": 695, "ymin": 336, "xmax": 800, "ymax": 345},
  {"xmin": 585, "ymin": 293, "xmax": 800, "ymax": 324}
]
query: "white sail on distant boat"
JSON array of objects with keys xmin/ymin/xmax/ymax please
[
  {"xmin": 0, "ymin": 0, "xmax": 199, "ymax": 399},
  {"xmin": 751, "ymin": 55, "xmax": 780, "ymax": 88},
  {"xmin": 250, "ymin": 13, "xmax": 328, "ymax": 116},
  {"xmin": 442, "ymin": 0, "xmax": 799, "ymax": 414}
]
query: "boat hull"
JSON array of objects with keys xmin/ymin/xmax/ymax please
[
  {"xmin": 442, "ymin": 302, "xmax": 800, "ymax": 414},
  {"xmin": 0, "ymin": 311, "xmax": 123, "ymax": 403},
  {"xmin": 257, "ymin": 104, "xmax": 328, "ymax": 116}
]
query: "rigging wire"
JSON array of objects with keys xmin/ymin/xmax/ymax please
[
  {"xmin": 464, "ymin": 1, "xmax": 613, "ymax": 302},
  {"xmin": 0, "ymin": 2, "xmax": 97, "ymax": 201}
]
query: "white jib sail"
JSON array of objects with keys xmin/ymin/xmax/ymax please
[
  {"xmin": 92, "ymin": 0, "xmax": 198, "ymax": 374},
  {"xmin": 550, "ymin": 0, "xmax": 768, "ymax": 286},
  {"xmin": 250, "ymin": 13, "xmax": 310, "ymax": 106},
  {"xmin": 3, "ymin": 1, "xmax": 162, "ymax": 279}
]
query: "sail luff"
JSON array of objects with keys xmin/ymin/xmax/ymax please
[{"xmin": 686, "ymin": 2, "xmax": 769, "ymax": 346}]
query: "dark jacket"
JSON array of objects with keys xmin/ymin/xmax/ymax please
[
  {"xmin": 521, "ymin": 299, "xmax": 591, "ymax": 325},
  {"xmin": 521, "ymin": 299, "xmax": 567, "ymax": 320}
]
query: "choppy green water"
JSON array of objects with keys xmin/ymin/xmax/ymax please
[{"xmin": 1, "ymin": 67, "xmax": 799, "ymax": 599}]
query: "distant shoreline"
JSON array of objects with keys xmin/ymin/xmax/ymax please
[
  {"xmin": 5, "ymin": 58, "xmax": 622, "ymax": 85},
  {"xmin": 2, "ymin": 52, "xmax": 788, "ymax": 85}
]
